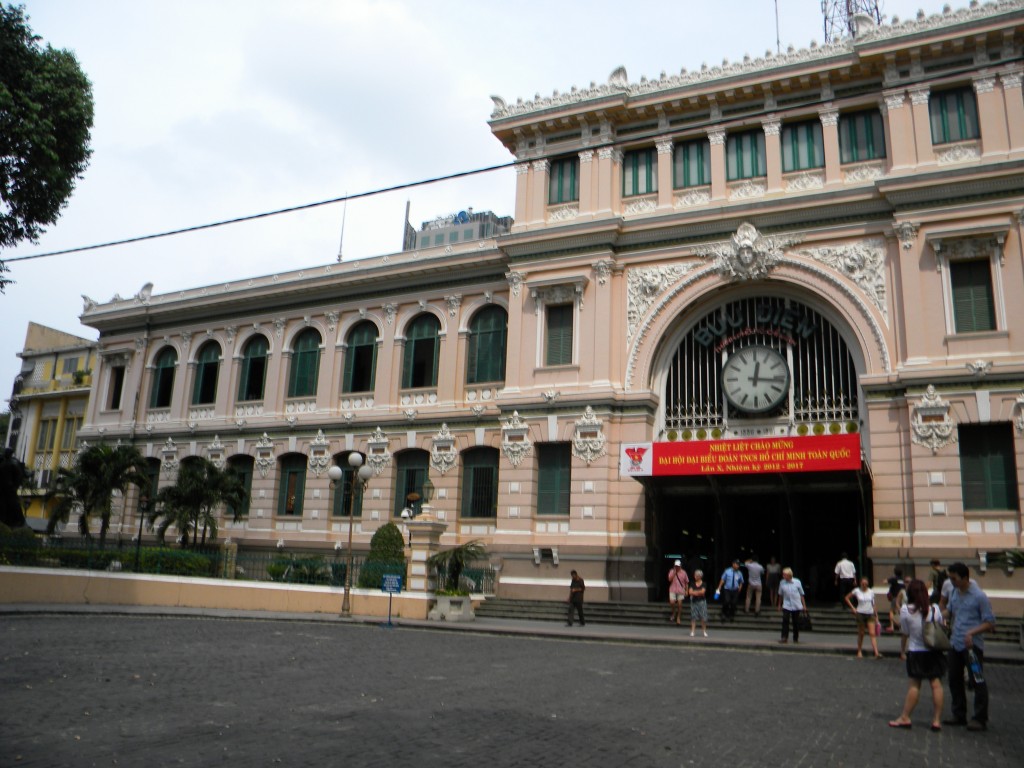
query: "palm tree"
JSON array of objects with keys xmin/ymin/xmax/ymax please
[
  {"xmin": 45, "ymin": 443, "xmax": 149, "ymax": 547},
  {"xmin": 427, "ymin": 539, "xmax": 486, "ymax": 594},
  {"xmin": 147, "ymin": 458, "xmax": 247, "ymax": 548}
]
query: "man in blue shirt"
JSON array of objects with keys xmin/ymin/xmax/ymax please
[
  {"xmin": 716, "ymin": 559, "xmax": 744, "ymax": 623},
  {"xmin": 943, "ymin": 562, "xmax": 996, "ymax": 731}
]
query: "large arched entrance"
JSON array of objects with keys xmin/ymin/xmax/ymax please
[{"xmin": 636, "ymin": 293, "xmax": 872, "ymax": 603}]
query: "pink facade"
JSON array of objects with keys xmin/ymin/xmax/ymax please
[{"xmin": 80, "ymin": 3, "xmax": 1024, "ymax": 610}]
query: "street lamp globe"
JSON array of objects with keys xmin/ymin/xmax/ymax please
[
  {"xmin": 357, "ymin": 464, "xmax": 373, "ymax": 483},
  {"xmin": 327, "ymin": 465, "xmax": 343, "ymax": 483},
  {"xmin": 348, "ymin": 452, "xmax": 365, "ymax": 470}
]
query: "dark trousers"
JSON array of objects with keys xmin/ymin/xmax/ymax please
[
  {"xmin": 781, "ymin": 609, "xmax": 802, "ymax": 642},
  {"xmin": 567, "ymin": 599, "xmax": 584, "ymax": 626},
  {"xmin": 838, "ymin": 578, "xmax": 855, "ymax": 601},
  {"xmin": 948, "ymin": 647, "xmax": 988, "ymax": 724},
  {"xmin": 721, "ymin": 588, "xmax": 739, "ymax": 621}
]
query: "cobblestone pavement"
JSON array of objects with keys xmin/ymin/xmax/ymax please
[{"xmin": 2, "ymin": 615, "xmax": 1023, "ymax": 768}]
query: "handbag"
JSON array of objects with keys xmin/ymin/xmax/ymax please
[
  {"xmin": 922, "ymin": 606, "xmax": 950, "ymax": 651},
  {"xmin": 797, "ymin": 612, "xmax": 813, "ymax": 632}
]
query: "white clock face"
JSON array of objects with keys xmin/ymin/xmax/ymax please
[{"xmin": 722, "ymin": 345, "xmax": 790, "ymax": 414}]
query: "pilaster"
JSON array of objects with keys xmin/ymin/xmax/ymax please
[
  {"xmin": 973, "ymin": 75, "xmax": 1008, "ymax": 156},
  {"xmin": 819, "ymin": 107, "xmax": 841, "ymax": 185},
  {"xmin": 595, "ymin": 147, "xmax": 621, "ymax": 218},
  {"xmin": 882, "ymin": 91, "xmax": 914, "ymax": 169},
  {"xmin": 512, "ymin": 162, "xmax": 531, "ymax": 232},
  {"xmin": 530, "ymin": 159, "xmax": 549, "ymax": 227},
  {"xmin": 707, "ymin": 128, "xmax": 726, "ymax": 201},
  {"xmin": 762, "ymin": 117, "xmax": 782, "ymax": 192},
  {"xmin": 908, "ymin": 87, "xmax": 934, "ymax": 166},
  {"xmin": 577, "ymin": 150, "xmax": 595, "ymax": 221},
  {"xmin": 998, "ymin": 69, "xmax": 1024, "ymax": 156},
  {"xmin": 655, "ymin": 137, "xmax": 674, "ymax": 210}
]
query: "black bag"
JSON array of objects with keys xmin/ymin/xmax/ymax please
[{"xmin": 797, "ymin": 612, "xmax": 813, "ymax": 632}]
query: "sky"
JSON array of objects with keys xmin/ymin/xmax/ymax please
[{"xmin": 2, "ymin": 0, "xmax": 947, "ymax": 406}]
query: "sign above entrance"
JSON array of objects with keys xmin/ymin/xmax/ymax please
[{"xmin": 620, "ymin": 434, "xmax": 860, "ymax": 477}]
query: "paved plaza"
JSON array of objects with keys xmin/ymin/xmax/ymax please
[{"xmin": 2, "ymin": 613, "xmax": 1023, "ymax": 767}]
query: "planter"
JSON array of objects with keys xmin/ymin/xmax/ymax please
[{"xmin": 428, "ymin": 594, "xmax": 475, "ymax": 622}]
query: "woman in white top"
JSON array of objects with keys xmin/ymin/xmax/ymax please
[
  {"xmin": 889, "ymin": 579, "xmax": 947, "ymax": 731},
  {"xmin": 844, "ymin": 576, "xmax": 881, "ymax": 659}
]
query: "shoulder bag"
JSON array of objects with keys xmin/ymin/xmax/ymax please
[{"xmin": 922, "ymin": 605, "xmax": 950, "ymax": 651}]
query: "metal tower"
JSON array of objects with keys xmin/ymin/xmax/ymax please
[{"xmin": 821, "ymin": 0, "xmax": 882, "ymax": 43}]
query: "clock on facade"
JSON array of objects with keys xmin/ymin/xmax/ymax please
[{"xmin": 722, "ymin": 345, "xmax": 790, "ymax": 414}]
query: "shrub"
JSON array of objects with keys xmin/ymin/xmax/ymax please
[
  {"xmin": 358, "ymin": 522, "xmax": 406, "ymax": 588},
  {"xmin": 139, "ymin": 548, "xmax": 217, "ymax": 577}
]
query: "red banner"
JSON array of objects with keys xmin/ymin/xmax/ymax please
[{"xmin": 622, "ymin": 434, "xmax": 861, "ymax": 476}]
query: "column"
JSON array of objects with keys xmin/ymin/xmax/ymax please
[
  {"xmin": 530, "ymin": 159, "xmax": 549, "ymax": 227},
  {"xmin": 819, "ymin": 106, "xmax": 841, "ymax": 185},
  {"xmin": 998, "ymin": 69, "xmax": 1023, "ymax": 155},
  {"xmin": 762, "ymin": 116, "xmax": 782, "ymax": 192},
  {"xmin": 655, "ymin": 137, "xmax": 674, "ymax": 211},
  {"xmin": 577, "ymin": 149, "xmax": 595, "ymax": 220},
  {"xmin": 908, "ymin": 87, "xmax": 934, "ymax": 165},
  {"xmin": 595, "ymin": 147, "xmax": 620, "ymax": 218},
  {"xmin": 406, "ymin": 516, "xmax": 447, "ymax": 592},
  {"xmin": 511, "ymin": 162, "xmax": 530, "ymax": 233},
  {"xmin": 881, "ymin": 91, "xmax": 913, "ymax": 169},
  {"xmin": 707, "ymin": 128, "xmax": 726, "ymax": 201},
  {"xmin": 973, "ymin": 75, "xmax": 1009, "ymax": 156}
]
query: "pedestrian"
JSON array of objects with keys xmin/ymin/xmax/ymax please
[
  {"xmin": 892, "ymin": 583, "xmax": 909, "ymax": 660},
  {"xmin": 744, "ymin": 555, "xmax": 764, "ymax": 616},
  {"xmin": 944, "ymin": 562, "xmax": 996, "ymax": 732},
  {"xmin": 0, "ymin": 447, "xmax": 27, "ymax": 529},
  {"xmin": 667, "ymin": 560, "xmax": 688, "ymax": 626},
  {"xmin": 845, "ymin": 576, "xmax": 882, "ymax": 659},
  {"xmin": 566, "ymin": 569, "xmax": 585, "ymax": 627},
  {"xmin": 765, "ymin": 556, "xmax": 782, "ymax": 608},
  {"xmin": 777, "ymin": 567, "xmax": 808, "ymax": 644},
  {"xmin": 688, "ymin": 569, "xmax": 708, "ymax": 638},
  {"xmin": 834, "ymin": 552, "xmax": 856, "ymax": 603},
  {"xmin": 886, "ymin": 566, "xmax": 905, "ymax": 633},
  {"xmin": 715, "ymin": 559, "xmax": 744, "ymax": 623},
  {"xmin": 888, "ymin": 579, "xmax": 947, "ymax": 731},
  {"xmin": 929, "ymin": 559, "xmax": 948, "ymax": 605}
]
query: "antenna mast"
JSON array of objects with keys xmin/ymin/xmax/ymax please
[{"xmin": 821, "ymin": 0, "xmax": 882, "ymax": 44}]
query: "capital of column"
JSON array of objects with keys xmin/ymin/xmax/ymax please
[
  {"xmin": 909, "ymin": 88, "xmax": 930, "ymax": 106},
  {"xmin": 973, "ymin": 76, "xmax": 996, "ymax": 95},
  {"xmin": 818, "ymin": 108, "xmax": 839, "ymax": 127},
  {"xmin": 883, "ymin": 91, "xmax": 907, "ymax": 111},
  {"xmin": 578, "ymin": 149, "xmax": 594, "ymax": 163},
  {"xmin": 998, "ymin": 70, "xmax": 1022, "ymax": 90},
  {"xmin": 515, "ymin": 162, "xmax": 530, "ymax": 175},
  {"xmin": 707, "ymin": 128, "xmax": 726, "ymax": 146},
  {"xmin": 531, "ymin": 159, "xmax": 550, "ymax": 173},
  {"xmin": 597, "ymin": 147, "xmax": 622, "ymax": 162},
  {"xmin": 762, "ymin": 117, "xmax": 781, "ymax": 137},
  {"xmin": 655, "ymin": 136, "xmax": 674, "ymax": 155}
]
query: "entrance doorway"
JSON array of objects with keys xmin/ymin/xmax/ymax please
[{"xmin": 645, "ymin": 470, "xmax": 870, "ymax": 603}]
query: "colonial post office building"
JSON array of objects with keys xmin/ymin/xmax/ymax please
[{"xmin": 80, "ymin": 2, "xmax": 1024, "ymax": 610}]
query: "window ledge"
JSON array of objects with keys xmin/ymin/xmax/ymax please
[
  {"xmin": 943, "ymin": 330, "xmax": 1008, "ymax": 343},
  {"xmin": 535, "ymin": 364, "xmax": 580, "ymax": 373}
]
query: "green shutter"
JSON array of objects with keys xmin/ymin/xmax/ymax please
[
  {"xmin": 462, "ymin": 448, "xmax": 499, "ymax": 518},
  {"xmin": 546, "ymin": 305, "xmax": 573, "ymax": 366},
  {"xmin": 467, "ymin": 307, "xmax": 507, "ymax": 384},
  {"xmin": 959, "ymin": 424, "xmax": 1019, "ymax": 510},
  {"xmin": 951, "ymin": 260, "xmax": 995, "ymax": 333},
  {"xmin": 288, "ymin": 331, "xmax": 321, "ymax": 397},
  {"xmin": 537, "ymin": 444, "xmax": 570, "ymax": 515}
]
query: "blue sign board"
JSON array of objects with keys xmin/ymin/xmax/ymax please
[{"xmin": 381, "ymin": 574, "xmax": 403, "ymax": 594}]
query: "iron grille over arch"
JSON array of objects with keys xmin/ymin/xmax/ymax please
[{"xmin": 663, "ymin": 296, "xmax": 860, "ymax": 435}]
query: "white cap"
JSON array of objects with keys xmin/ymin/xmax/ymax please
[{"xmin": 674, "ymin": 560, "xmax": 682, "ymax": 567}]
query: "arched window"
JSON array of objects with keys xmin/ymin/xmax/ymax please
[
  {"xmin": 342, "ymin": 322, "xmax": 378, "ymax": 394},
  {"xmin": 288, "ymin": 329, "xmax": 322, "ymax": 398},
  {"xmin": 191, "ymin": 342, "xmax": 221, "ymax": 405},
  {"xmin": 237, "ymin": 335, "xmax": 269, "ymax": 402},
  {"xmin": 394, "ymin": 449, "xmax": 429, "ymax": 518},
  {"xmin": 331, "ymin": 452, "xmax": 366, "ymax": 517},
  {"xmin": 277, "ymin": 454, "xmax": 307, "ymax": 516},
  {"xmin": 461, "ymin": 447, "xmax": 499, "ymax": 518},
  {"xmin": 149, "ymin": 347, "xmax": 177, "ymax": 409},
  {"xmin": 466, "ymin": 306, "xmax": 507, "ymax": 385},
  {"xmin": 402, "ymin": 314, "xmax": 440, "ymax": 389}
]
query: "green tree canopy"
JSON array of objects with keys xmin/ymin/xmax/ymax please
[
  {"xmin": 148, "ymin": 458, "xmax": 248, "ymax": 548},
  {"xmin": 1, "ymin": 4, "xmax": 94, "ymax": 290},
  {"xmin": 45, "ymin": 443, "xmax": 148, "ymax": 546}
]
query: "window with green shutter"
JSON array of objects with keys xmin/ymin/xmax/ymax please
[
  {"xmin": 402, "ymin": 314, "xmax": 440, "ymax": 388},
  {"xmin": 622, "ymin": 147, "xmax": 657, "ymax": 196},
  {"xmin": 537, "ymin": 443, "xmax": 571, "ymax": 516},
  {"xmin": 839, "ymin": 110, "xmax": 885, "ymax": 163},
  {"xmin": 548, "ymin": 156, "xmax": 579, "ymax": 204},
  {"xmin": 462, "ymin": 448, "xmax": 499, "ymax": 518},
  {"xmin": 227, "ymin": 455, "xmax": 253, "ymax": 517},
  {"xmin": 673, "ymin": 139, "xmax": 710, "ymax": 189},
  {"xmin": 237, "ymin": 335, "xmax": 269, "ymax": 402},
  {"xmin": 950, "ymin": 259, "xmax": 996, "ymax": 333},
  {"xmin": 288, "ymin": 329, "xmax": 322, "ymax": 398},
  {"xmin": 466, "ymin": 306, "xmax": 507, "ymax": 384},
  {"xmin": 331, "ymin": 452, "xmax": 365, "ymax": 517},
  {"xmin": 545, "ymin": 304, "xmax": 573, "ymax": 366},
  {"xmin": 394, "ymin": 450, "xmax": 429, "ymax": 517},
  {"xmin": 191, "ymin": 342, "xmax": 221, "ymax": 405},
  {"xmin": 726, "ymin": 130, "xmax": 766, "ymax": 181},
  {"xmin": 958, "ymin": 423, "xmax": 1019, "ymax": 511},
  {"xmin": 149, "ymin": 347, "xmax": 177, "ymax": 409},
  {"xmin": 929, "ymin": 87, "xmax": 979, "ymax": 145},
  {"xmin": 343, "ymin": 321, "xmax": 378, "ymax": 393},
  {"xmin": 278, "ymin": 454, "xmax": 307, "ymax": 516},
  {"xmin": 781, "ymin": 120, "xmax": 824, "ymax": 172}
]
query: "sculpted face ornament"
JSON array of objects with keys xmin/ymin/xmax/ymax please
[{"xmin": 698, "ymin": 222, "xmax": 801, "ymax": 282}]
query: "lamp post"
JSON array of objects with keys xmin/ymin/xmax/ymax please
[{"xmin": 330, "ymin": 453, "xmax": 373, "ymax": 617}]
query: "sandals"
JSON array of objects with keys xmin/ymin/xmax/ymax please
[{"xmin": 888, "ymin": 720, "xmax": 912, "ymax": 729}]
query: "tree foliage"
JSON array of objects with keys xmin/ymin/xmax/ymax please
[
  {"xmin": 148, "ymin": 458, "xmax": 248, "ymax": 548},
  {"xmin": 427, "ymin": 540, "xmax": 486, "ymax": 594},
  {"xmin": 45, "ymin": 443, "xmax": 148, "ymax": 546},
  {"xmin": 0, "ymin": 4, "xmax": 94, "ymax": 290},
  {"xmin": 357, "ymin": 521, "xmax": 406, "ymax": 588}
]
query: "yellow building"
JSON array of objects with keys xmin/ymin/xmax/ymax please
[{"xmin": 6, "ymin": 323, "xmax": 96, "ymax": 530}]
